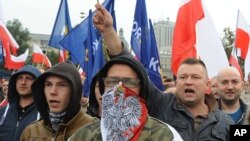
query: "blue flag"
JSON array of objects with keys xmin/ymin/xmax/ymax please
[
  {"xmin": 130, "ymin": 0, "xmax": 164, "ymax": 90},
  {"xmin": 48, "ymin": 0, "xmax": 78, "ymax": 63},
  {"xmin": 109, "ymin": 0, "xmax": 116, "ymax": 31},
  {"xmin": 130, "ymin": 0, "xmax": 150, "ymax": 64},
  {"xmin": 49, "ymin": 0, "xmax": 72, "ymax": 48},
  {"xmin": 83, "ymin": 10, "xmax": 99, "ymax": 96},
  {"xmin": 60, "ymin": 0, "xmax": 115, "ymax": 69},
  {"xmin": 83, "ymin": 0, "xmax": 116, "ymax": 96},
  {"xmin": 147, "ymin": 19, "xmax": 165, "ymax": 90},
  {"xmin": 60, "ymin": 17, "xmax": 88, "ymax": 69}
]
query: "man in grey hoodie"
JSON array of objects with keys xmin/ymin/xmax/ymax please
[{"xmin": 0, "ymin": 65, "xmax": 41, "ymax": 141}]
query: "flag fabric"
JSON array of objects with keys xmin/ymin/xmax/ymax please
[
  {"xmin": 58, "ymin": 49, "xmax": 67, "ymax": 63},
  {"xmin": 60, "ymin": 0, "xmax": 115, "ymax": 69},
  {"xmin": 130, "ymin": 0, "xmax": 164, "ymax": 90},
  {"xmin": 171, "ymin": 0, "xmax": 204, "ymax": 76},
  {"xmin": 229, "ymin": 47, "xmax": 243, "ymax": 79},
  {"xmin": 0, "ymin": 23, "xmax": 19, "ymax": 55},
  {"xmin": 172, "ymin": 0, "xmax": 228, "ymax": 78},
  {"xmin": 235, "ymin": 10, "xmax": 250, "ymax": 60},
  {"xmin": 49, "ymin": 0, "xmax": 72, "ymax": 49},
  {"xmin": 130, "ymin": 0, "xmax": 150, "ymax": 63},
  {"xmin": 109, "ymin": 0, "xmax": 116, "ymax": 31},
  {"xmin": 148, "ymin": 19, "xmax": 165, "ymax": 90},
  {"xmin": 32, "ymin": 44, "xmax": 52, "ymax": 68},
  {"xmin": 48, "ymin": 0, "xmax": 76, "ymax": 63},
  {"xmin": 83, "ymin": 10, "xmax": 97, "ymax": 97},
  {"xmin": 78, "ymin": 67, "xmax": 85, "ymax": 78},
  {"xmin": 0, "ymin": 1, "xmax": 19, "ymax": 55},
  {"xmin": 0, "ymin": 4, "xmax": 25, "ymax": 70},
  {"xmin": 236, "ymin": 10, "xmax": 250, "ymax": 80},
  {"xmin": 196, "ymin": 0, "xmax": 229, "ymax": 78},
  {"xmin": 0, "ymin": 23, "xmax": 19, "ymax": 56},
  {"xmin": 59, "ymin": 17, "xmax": 87, "ymax": 69},
  {"xmin": 2, "ymin": 42, "xmax": 28, "ymax": 70},
  {"xmin": 83, "ymin": 10, "xmax": 106, "ymax": 97}
]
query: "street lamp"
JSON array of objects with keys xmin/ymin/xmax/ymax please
[{"xmin": 80, "ymin": 12, "xmax": 85, "ymax": 19}]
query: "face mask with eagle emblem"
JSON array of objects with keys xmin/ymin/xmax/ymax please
[{"xmin": 101, "ymin": 84, "xmax": 148, "ymax": 141}]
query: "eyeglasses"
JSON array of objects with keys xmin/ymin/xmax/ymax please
[{"xmin": 102, "ymin": 77, "xmax": 140, "ymax": 88}]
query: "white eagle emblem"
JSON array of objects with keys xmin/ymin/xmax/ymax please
[{"xmin": 102, "ymin": 86, "xmax": 142, "ymax": 141}]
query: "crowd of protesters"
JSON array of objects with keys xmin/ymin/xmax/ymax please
[{"xmin": 0, "ymin": 3, "xmax": 250, "ymax": 141}]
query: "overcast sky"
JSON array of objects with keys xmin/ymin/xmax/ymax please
[{"xmin": 1, "ymin": 0, "xmax": 250, "ymax": 41}]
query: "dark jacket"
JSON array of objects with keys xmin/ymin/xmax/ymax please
[
  {"xmin": 94, "ymin": 55, "xmax": 233, "ymax": 141},
  {"xmin": 21, "ymin": 61, "xmax": 98, "ymax": 140},
  {"xmin": 219, "ymin": 99, "xmax": 248, "ymax": 125},
  {"xmin": 88, "ymin": 74, "xmax": 101, "ymax": 118},
  {"xmin": 152, "ymin": 93, "xmax": 233, "ymax": 141},
  {"xmin": 0, "ymin": 65, "xmax": 41, "ymax": 141}
]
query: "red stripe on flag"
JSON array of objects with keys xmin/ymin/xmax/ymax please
[
  {"xmin": 229, "ymin": 53, "xmax": 243, "ymax": 79},
  {"xmin": 0, "ymin": 23, "xmax": 19, "ymax": 55},
  {"xmin": 235, "ymin": 28, "xmax": 250, "ymax": 60},
  {"xmin": 2, "ymin": 42, "xmax": 27, "ymax": 70},
  {"xmin": 32, "ymin": 53, "xmax": 51, "ymax": 68},
  {"xmin": 171, "ymin": 0, "xmax": 204, "ymax": 75}
]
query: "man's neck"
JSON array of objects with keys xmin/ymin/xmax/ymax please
[
  {"xmin": 19, "ymin": 95, "xmax": 34, "ymax": 108},
  {"xmin": 186, "ymin": 102, "xmax": 209, "ymax": 118},
  {"xmin": 221, "ymin": 100, "xmax": 240, "ymax": 113}
]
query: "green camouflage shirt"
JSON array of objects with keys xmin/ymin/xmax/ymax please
[{"xmin": 69, "ymin": 116, "xmax": 173, "ymax": 141}]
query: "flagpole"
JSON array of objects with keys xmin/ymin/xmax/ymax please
[
  {"xmin": 77, "ymin": 65, "xmax": 80, "ymax": 70},
  {"xmin": 234, "ymin": 9, "xmax": 240, "ymax": 55}
]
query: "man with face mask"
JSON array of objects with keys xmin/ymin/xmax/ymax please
[{"xmin": 69, "ymin": 56, "xmax": 182, "ymax": 141}]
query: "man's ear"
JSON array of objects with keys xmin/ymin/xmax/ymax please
[{"xmin": 205, "ymin": 80, "xmax": 211, "ymax": 94}]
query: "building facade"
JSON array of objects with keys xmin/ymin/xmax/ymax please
[
  {"xmin": 153, "ymin": 19, "xmax": 175, "ymax": 78},
  {"xmin": 29, "ymin": 33, "xmax": 50, "ymax": 51}
]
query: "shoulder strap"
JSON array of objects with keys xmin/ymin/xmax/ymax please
[{"xmin": 0, "ymin": 103, "xmax": 10, "ymax": 125}]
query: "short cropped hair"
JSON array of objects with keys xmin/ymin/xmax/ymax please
[
  {"xmin": 181, "ymin": 58, "xmax": 207, "ymax": 70},
  {"xmin": 180, "ymin": 58, "xmax": 208, "ymax": 78}
]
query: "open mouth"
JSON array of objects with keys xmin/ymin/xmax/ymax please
[
  {"xmin": 184, "ymin": 88, "xmax": 195, "ymax": 93},
  {"xmin": 225, "ymin": 92, "xmax": 234, "ymax": 96},
  {"xmin": 49, "ymin": 100, "xmax": 60, "ymax": 107}
]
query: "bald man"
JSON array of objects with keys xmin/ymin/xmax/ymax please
[{"xmin": 217, "ymin": 67, "xmax": 248, "ymax": 125}]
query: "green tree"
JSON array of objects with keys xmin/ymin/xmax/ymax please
[
  {"xmin": 6, "ymin": 19, "xmax": 31, "ymax": 55},
  {"xmin": 46, "ymin": 49, "xmax": 59, "ymax": 65},
  {"xmin": 221, "ymin": 27, "xmax": 244, "ymax": 75},
  {"xmin": 6, "ymin": 19, "xmax": 60, "ymax": 67},
  {"xmin": 221, "ymin": 27, "xmax": 235, "ymax": 59}
]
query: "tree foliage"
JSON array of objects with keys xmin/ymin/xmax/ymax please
[
  {"xmin": 5, "ymin": 19, "xmax": 59, "ymax": 67},
  {"xmin": 221, "ymin": 27, "xmax": 244, "ymax": 74},
  {"xmin": 6, "ymin": 19, "xmax": 31, "ymax": 55},
  {"xmin": 221, "ymin": 27, "xmax": 235, "ymax": 59},
  {"xmin": 46, "ymin": 49, "xmax": 59, "ymax": 65}
]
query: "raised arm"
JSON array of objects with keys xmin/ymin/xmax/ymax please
[{"xmin": 93, "ymin": 3, "xmax": 122, "ymax": 56}]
